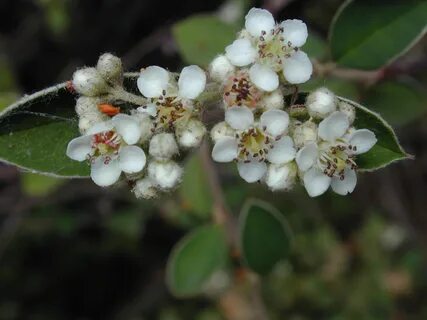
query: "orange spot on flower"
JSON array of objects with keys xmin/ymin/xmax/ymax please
[{"xmin": 98, "ymin": 104, "xmax": 120, "ymax": 116}]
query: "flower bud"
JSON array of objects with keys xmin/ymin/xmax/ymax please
[
  {"xmin": 78, "ymin": 112, "xmax": 109, "ymax": 134},
  {"xmin": 148, "ymin": 160, "xmax": 183, "ymax": 190},
  {"xmin": 338, "ymin": 101, "xmax": 356, "ymax": 124},
  {"xmin": 306, "ymin": 87, "xmax": 336, "ymax": 118},
  {"xmin": 210, "ymin": 121, "xmax": 235, "ymax": 143},
  {"xmin": 72, "ymin": 67, "xmax": 109, "ymax": 97},
  {"xmin": 75, "ymin": 96, "xmax": 102, "ymax": 116},
  {"xmin": 132, "ymin": 178, "xmax": 158, "ymax": 199},
  {"xmin": 176, "ymin": 119, "xmax": 206, "ymax": 148},
  {"xmin": 292, "ymin": 120, "xmax": 318, "ymax": 148},
  {"xmin": 260, "ymin": 89, "xmax": 284, "ymax": 110},
  {"xmin": 149, "ymin": 133, "xmax": 179, "ymax": 159},
  {"xmin": 265, "ymin": 162, "xmax": 297, "ymax": 191},
  {"xmin": 209, "ymin": 55, "xmax": 235, "ymax": 82},
  {"xmin": 96, "ymin": 53, "xmax": 123, "ymax": 84}
]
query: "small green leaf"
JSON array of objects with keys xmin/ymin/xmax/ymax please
[
  {"xmin": 180, "ymin": 152, "xmax": 213, "ymax": 219},
  {"xmin": 338, "ymin": 96, "xmax": 409, "ymax": 171},
  {"xmin": 173, "ymin": 14, "xmax": 237, "ymax": 66},
  {"xmin": 330, "ymin": 0, "xmax": 427, "ymax": 70},
  {"xmin": 166, "ymin": 224, "xmax": 228, "ymax": 297},
  {"xmin": 239, "ymin": 199, "xmax": 292, "ymax": 275},
  {"xmin": 363, "ymin": 80, "xmax": 427, "ymax": 126}
]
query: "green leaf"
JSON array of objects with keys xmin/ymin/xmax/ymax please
[
  {"xmin": 173, "ymin": 14, "xmax": 237, "ymax": 66},
  {"xmin": 330, "ymin": 0, "xmax": 427, "ymax": 70},
  {"xmin": 0, "ymin": 74, "xmax": 139, "ymax": 178},
  {"xmin": 239, "ymin": 199, "xmax": 292, "ymax": 275},
  {"xmin": 301, "ymin": 77, "xmax": 359, "ymax": 101},
  {"xmin": 363, "ymin": 80, "xmax": 427, "ymax": 126},
  {"xmin": 180, "ymin": 152, "xmax": 213, "ymax": 219},
  {"xmin": 338, "ymin": 96, "xmax": 409, "ymax": 171},
  {"xmin": 304, "ymin": 32, "xmax": 328, "ymax": 61},
  {"xmin": 166, "ymin": 224, "xmax": 228, "ymax": 297}
]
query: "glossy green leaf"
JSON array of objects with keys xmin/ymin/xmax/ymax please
[
  {"xmin": 180, "ymin": 152, "xmax": 213, "ymax": 219},
  {"xmin": 330, "ymin": 0, "xmax": 427, "ymax": 70},
  {"xmin": 166, "ymin": 224, "xmax": 228, "ymax": 297},
  {"xmin": 239, "ymin": 199, "xmax": 292, "ymax": 275},
  {"xmin": 173, "ymin": 14, "xmax": 237, "ymax": 66},
  {"xmin": 363, "ymin": 80, "xmax": 427, "ymax": 126},
  {"xmin": 338, "ymin": 96, "xmax": 409, "ymax": 171},
  {"xmin": 0, "ymin": 74, "xmax": 139, "ymax": 178}
]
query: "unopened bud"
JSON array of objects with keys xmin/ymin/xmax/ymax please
[
  {"xmin": 72, "ymin": 67, "xmax": 109, "ymax": 97},
  {"xmin": 210, "ymin": 121, "xmax": 235, "ymax": 143},
  {"xmin": 338, "ymin": 101, "xmax": 356, "ymax": 124},
  {"xmin": 149, "ymin": 133, "xmax": 179, "ymax": 159},
  {"xmin": 176, "ymin": 119, "xmax": 206, "ymax": 148},
  {"xmin": 75, "ymin": 96, "xmax": 102, "ymax": 116},
  {"xmin": 260, "ymin": 89, "xmax": 284, "ymax": 110},
  {"xmin": 292, "ymin": 120, "xmax": 318, "ymax": 148},
  {"xmin": 96, "ymin": 53, "xmax": 123, "ymax": 84},
  {"xmin": 132, "ymin": 178, "xmax": 158, "ymax": 199},
  {"xmin": 78, "ymin": 112, "xmax": 108, "ymax": 134},
  {"xmin": 148, "ymin": 160, "xmax": 183, "ymax": 190},
  {"xmin": 265, "ymin": 162, "xmax": 297, "ymax": 191},
  {"xmin": 209, "ymin": 55, "xmax": 235, "ymax": 82},
  {"xmin": 306, "ymin": 87, "xmax": 337, "ymax": 118}
]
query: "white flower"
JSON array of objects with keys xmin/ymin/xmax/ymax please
[
  {"xmin": 72, "ymin": 67, "xmax": 109, "ymax": 96},
  {"xmin": 223, "ymin": 69, "xmax": 262, "ymax": 109},
  {"xmin": 306, "ymin": 87, "xmax": 337, "ymax": 118},
  {"xmin": 224, "ymin": 7, "xmax": 312, "ymax": 88},
  {"xmin": 66, "ymin": 114, "xmax": 146, "ymax": 187},
  {"xmin": 209, "ymin": 55, "xmax": 235, "ymax": 82},
  {"xmin": 137, "ymin": 65, "xmax": 206, "ymax": 136},
  {"xmin": 211, "ymin": 106, "xmax": 295, "ymax": 183},
  {"xmin": 149, "ymin": 133, "xmax": 179, "ymax": 160},
  {"xmin": 295, "ymin": 111, "xmax": 377, "ymax": 197},
  {"xmin": 148, "ymin": 160, "xmax": 183, "ymax": 190}
]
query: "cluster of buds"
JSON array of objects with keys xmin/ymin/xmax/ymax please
[
  {"xmin": 67, "ymin": 54, "xmax": 207, "ymax": 199},
  {"xmin": 66, "ymin": 7, "xmax": 378, "ymax": 198}
]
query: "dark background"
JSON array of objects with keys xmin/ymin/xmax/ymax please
[{"xmin": 0, "ymin": 0, "xmax": 427, "ymax": 319}]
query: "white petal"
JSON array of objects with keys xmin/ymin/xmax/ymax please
[
  {"xmin": 249, "ymin": 63, "xmax": 279, "ymax": 92},
  {"xmin": 280, "ymin": 19, "xmax": 308, "ymax": 47},
  {"xmin": 225, "ymin": 39, "xmax": 257, "ymax": 67},
  {"xmin": 318, "ymin": 111, "xmax": 350, "ymax": 142},
  {"xmin": 66, "ymin": 135, "xmax": 92, "ymax": 161},
  {"xmin": 90, "ymin": 157, "xmax": 121, "ymax": 187},
  {"xmin": 266, "ymin": 136, "xmax": 296, "ymax": 164},
  {"xmin": 178, "ymin": 65, "xmax": 206, "ymax": 99},
  {"xmin": 86, "ymin": 121, "xmax": 114, "ymax": 135},
  {"xmin": 260, "ymin": 109, "xmax": 289, "ymax": 137},
  {"xmin": 118, "ymin": 145, "xmax": 146, "ymax": 173},
  {"xmin": 137, "ymin": 103, "xmax": 157, "ymax": 117},
  {"xmin": 112, "ymin": 114, "xmax": 142, "ymax": 145},
  {"xmin": 225, "ymin": 106, "xmax": 254, "ymax": 130},
  {"xmin": 283, "ymin": 51, "xmax": 313, "ymax": 84},
  {"xmin": 245, "ymin": 7, "xmax": 275, "ymax": 37},
  {"xmin": 295, "ymin": 143, "xmax": 318, "ymax": 172},
  {"xmin": 237, "ymin": 161, "xmax": 267, "ymax": 183},
  {"xmin": 348, "ymin": 129, "xmax": 377, "ymax": 155},
  {"xmin": 303, "ymin": 167, "xmax": 331, "ymax": 197},
  {"xmin": 211, "ymin": 137, "xmax": 238, "ymax": 163},
  {"xmin": 331, "ymin": 168, "xmax": 357, "ymax": 195},
  {"xmin": 137, "ymin": 66, "xmax": 169, "ymax": 98}
]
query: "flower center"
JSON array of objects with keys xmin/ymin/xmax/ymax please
[
  {"xmin": 318, "ymin": 142, "xmax": 358, "ymax": 179},
  {"xmin": 257, "ymin": 28, "xmax": 295, "ymax": 72},
  {"xmin": 91, "ymin": 130, "xmax": 122, "ymax": 162},
  {"xmin": 237, "ymin": 127, "xmax": 273, "ymax": 162},
  {"xmin": 223, "ymin": 71, "xmax": 261, "ymax": 108},
  {"xmin": 155, "ymin": 96, "xmax": 192, "ymax": 129}
]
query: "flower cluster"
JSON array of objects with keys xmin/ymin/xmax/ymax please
[
  {"xmin": 65, "ymin": 7, "xmax": 378, "ymax": 199},
  {"xmin": 67, "ymin": 54, "xmax": 207, "ymax": 198}
]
